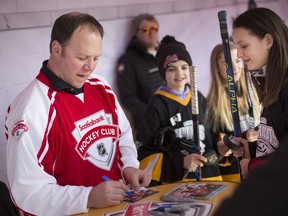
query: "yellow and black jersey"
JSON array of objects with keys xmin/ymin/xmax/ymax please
[{"xmin": 136, "ymin": 85, "xmax": 222, "ymax": 186}]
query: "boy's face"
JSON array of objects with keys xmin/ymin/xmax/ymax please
[{"xmin": 165, "ymin": 60, "xmax": 190, "ymax": 92}]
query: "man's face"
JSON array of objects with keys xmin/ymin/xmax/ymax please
[
  {"xmin": 51, "ymin": 26, "xmax": 102, "ymax": 89},
  {"xmin": 136, "ymin": 19, "xmax": 159, "ymax": 49}
]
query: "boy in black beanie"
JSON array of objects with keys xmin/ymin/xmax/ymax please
[
  {"xmin": 156, "ymin": 35, "xmax": 192, "ymax": 79},
  {"xmin": 136, "ymin": 35, "xmax": 222, "ymax": 186}
]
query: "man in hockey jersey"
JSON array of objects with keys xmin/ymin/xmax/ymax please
[
  {"xmin": 136, "ymin": 35, "xmax": 222, "ymax": 186},
  {"xmin": 5, "ymin": 12, "xmax": 150, "ymax": 216}
]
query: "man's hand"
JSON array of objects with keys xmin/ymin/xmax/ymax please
[
  {"xmin": 123, "ymin": 167, "xmax": 151, "ymax": 192},
  {"xmin": 87, "ymin": 180, "xmax": 128, "ymax": 208}
]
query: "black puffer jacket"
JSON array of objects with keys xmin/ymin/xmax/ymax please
[{"xmin": 116, "ymin": 37, "xmax": 164, "ymax": 128}]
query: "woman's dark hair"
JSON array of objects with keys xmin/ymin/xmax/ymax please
[{"xmin": 233, "ymin": 7, "xmax": 288, "ymax": 107}]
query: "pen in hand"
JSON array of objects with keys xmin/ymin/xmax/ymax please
[{"xmin": 101, "ymin": 175, "xmax": 133, "ymax": 197}]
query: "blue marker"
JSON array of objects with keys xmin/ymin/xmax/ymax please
[
  {"xmin": 101, "ymin": 175, "xmax": 112, "ymax": 182},
  {"xmin": 156, "ymin": 205, "xmax": 172, "ymax": 209},
  {"xmin": 101, "ymin": 175, "xmax": 133, "ymax": 196}
]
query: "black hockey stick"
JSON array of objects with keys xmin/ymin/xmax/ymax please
[{"xmin": 216, "ymin": 11, "xmax": 243, "ymax": 174}]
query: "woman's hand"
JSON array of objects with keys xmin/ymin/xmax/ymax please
[
  {"xmin": 240, "ymin": 158, "xmax": 251, "ymax": 179},
  {"xmin": 184, "ymin": 153, "xmax": 207, "ymax": 171},
  {"xmin": 231, "ymin": 137, "xmax": 250, "ymax": 159},
  {"xmin": 246, "ymin": 129, "xmax": 258, "ymax": 142},
  {"xmin": 217, "ymin": 140, "xmax": 232, "ymax": 157}
]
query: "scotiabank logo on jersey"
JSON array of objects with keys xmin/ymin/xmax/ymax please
[{"xmin": 73, "ymin": 110, "xmax": 119, "ymax": 170}]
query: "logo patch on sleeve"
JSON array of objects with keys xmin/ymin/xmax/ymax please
[{"xmin": 12, "ymin": 120, "xmax": 28, "ymax": 139}]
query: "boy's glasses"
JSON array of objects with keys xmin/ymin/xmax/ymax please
[{"xmin": 138, "ymin": 26, "xmax": 159, "ymax": 35}]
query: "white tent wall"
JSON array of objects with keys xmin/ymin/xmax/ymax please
[{"xmin": 0, "ymin": 0, "xmax": 287, "ymax": 185}]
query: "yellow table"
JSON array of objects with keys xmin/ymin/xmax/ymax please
[{"xmin": 74, "ymin": 181, "xmax": 239, "ymax": 216}]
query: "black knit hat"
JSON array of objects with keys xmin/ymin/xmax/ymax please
[{"xmin": 156, "ymin": 35, "xmax": 192, "ymax": 78}]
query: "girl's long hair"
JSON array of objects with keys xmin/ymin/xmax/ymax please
[{"xmin": 206, "ymin": 43, "xmax": 260, "ymax": 132}]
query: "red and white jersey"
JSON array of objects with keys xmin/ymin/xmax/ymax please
[{"xmin": 5, "ymin": 71, "xmax": 138, "ymax": 215}]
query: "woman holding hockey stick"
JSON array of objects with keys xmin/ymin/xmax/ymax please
[
  {"xmin": 231, "ymin": 7, "xmax": 288, "ymax": 179},
  {"xmin": 206, "ymin": 43, "xmax": 261, "ymax": 182},
  {"xmin": 136, "ymin": 35, "xmax": 222, "ymax": 187}
]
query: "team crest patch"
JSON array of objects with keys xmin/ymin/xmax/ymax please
[
  {"xmin": 73, "ymin": 110, "xmax": 119, "ymax": 171},
  {"xmin": 75, "ymin": 124, "xmax": 119, "ymax": 170},
  {"xmin": 12, "ymin": 120, "xmax": 28, "ymax": 139}
]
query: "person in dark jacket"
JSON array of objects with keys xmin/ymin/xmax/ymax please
[
  {"xmin": 136, "ymin": 35, "xmax": 222, "ymax": 187},
  {"xmin": 116, "ymin": 14, "xmax": 164, "ymax": 137},
  {"xmin": 214, "ymin": 135, "xmax": 288, "ymax": 216}
]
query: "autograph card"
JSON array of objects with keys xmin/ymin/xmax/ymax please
[
  {"xmin": 104, "ymin": 201, "xmax": 213, "ymax": 216},
  {"xmin": 104, "ymin": 202, "xmax": 168, "ymax": 216},
  {"xmin": 123, "ymin": 187, "xmax": 159, "ymax": 203},
  {"xmin": 164, "ymin": 183, "xmax": 227, "ymax": 200}
]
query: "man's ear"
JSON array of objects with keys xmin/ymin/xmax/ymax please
[
  {"xmin": 51, "ymin": 40, "xmax": 62, "ymax": 55},
  {"xmin": 265, "ymin": 33, "xmax": 273, "ymax": 49}
]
